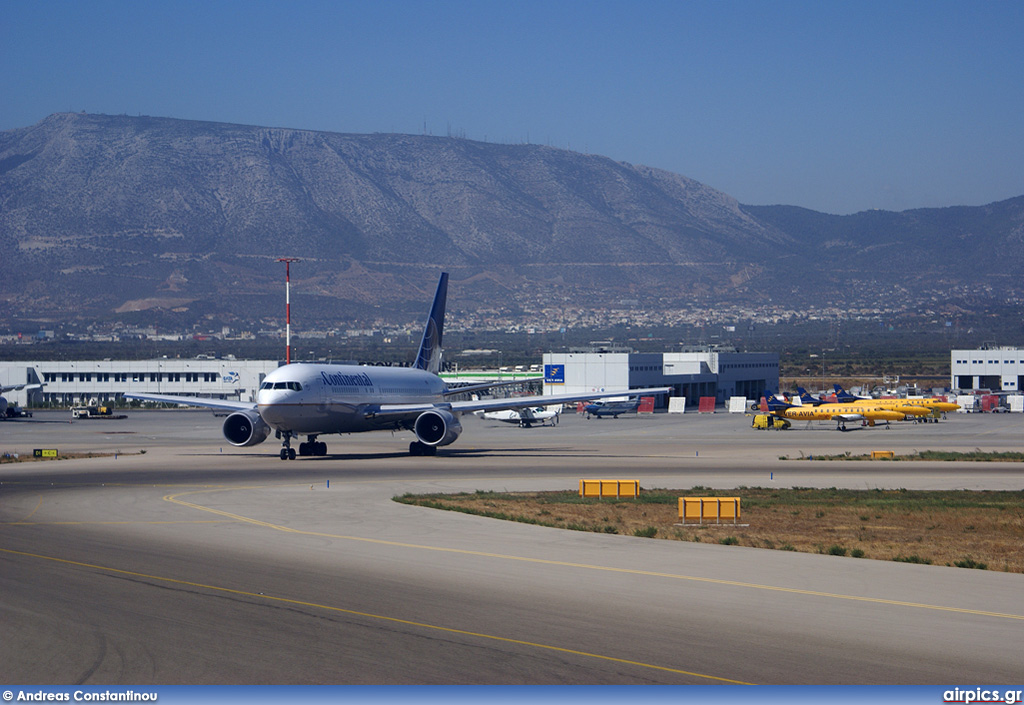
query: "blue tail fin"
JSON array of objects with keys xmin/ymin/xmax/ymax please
[
  {"xmin": 833, "ymin": 384, "xmax": 858, "ymax": 402},
  {"xmin": 796, "ymin": 387, "xmax": 819, "ymax": 405},
  {"xmin": 414, "ymin": 272, "xmax": 448, "ymax": 374},
  {"xmin": 761, "ymin": 390, "xmax": 793, "ymax": 412}
]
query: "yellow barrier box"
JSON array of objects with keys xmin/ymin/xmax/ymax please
[
  {"xmin": 870, "ymin": 450, "xmax": 895, "ymax": 460},
  {"xmin": 579, "ymin": 479, "xmax": 640, "ymax": 499},
  {"xmin": 678, "ymin": 497, "xmax": 741, "ymax": 524}
]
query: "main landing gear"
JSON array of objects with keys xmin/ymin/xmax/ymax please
[
  {"xmin": 299, "ymin": 435, "xmax": 327, "ymax": 456},
  {"xmin": 278, "ymin": 431, "xmax": 328, "ymax": 460}
]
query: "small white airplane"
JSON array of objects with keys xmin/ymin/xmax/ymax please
[
  {"xmin": 475, "ymin": 405, "xmax": 561, "ymax": 427},
  {"xmin": 126, "ymin": 273, "xmax": 669, "ymax": 459}
]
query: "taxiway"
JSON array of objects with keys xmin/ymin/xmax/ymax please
[{"xmin": 2, "ymin": 410, "xmax": 1022, "ymax": 683}]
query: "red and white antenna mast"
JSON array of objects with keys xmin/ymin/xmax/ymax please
[{"xmin": 276, "ymin": 257, "xmax": 299, "ymax": 364}]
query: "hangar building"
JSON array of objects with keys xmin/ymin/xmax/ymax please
[
  {"xmin": 542, "ymin": 348, "xmax": 779, "ymax": 408},
  {"xmin": 951, "ymin": 347, "xmax": 1024, "ymax": 392}
]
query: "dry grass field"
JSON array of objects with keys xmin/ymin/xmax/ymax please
[{"xmin": 396, "ymin": 487, "xmax": 1024, "ymax": 573}]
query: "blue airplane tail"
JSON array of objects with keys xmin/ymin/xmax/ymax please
[
  {"xmin": 833, "ymin": 384, "xmax": 859, "ymax": 402},
  {"xmin": 414, "ymin": 272, "xmax": 448, "ymax": 374},
  {"xmin": 796, "ymin": 387, "xmax": 820, "ymax": 405},
  {"xmin": 760, "ymin": 390, "xmax": 793, "ymax": 412}
]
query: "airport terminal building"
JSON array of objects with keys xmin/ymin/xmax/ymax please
[
  {"xmin": 0, "ymin": 359, "xmax": 280, "ymax": 407},
  {"xmin": 542, "ymin": 348, "xmax": 779, "ymax": 408},
  {"xmin": 3, "ymin": 347, "xmax": 778, "ymax": 411}
]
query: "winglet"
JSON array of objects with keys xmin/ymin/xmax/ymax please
[{"xmin": 414, "ymin": 272, "xmax": 448, "ymax": 374}]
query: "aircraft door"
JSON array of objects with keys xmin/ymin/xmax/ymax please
[{"xmin": 318, "ymin": 371, "xmax": 329, "ymax": 411}]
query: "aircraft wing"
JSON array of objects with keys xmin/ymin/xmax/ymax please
[
  {"xmin": 366, "ymin": 387, "xmax": 668, "ymax": 422},
  {"xmin": 442, "ymin": 377, "xmax": 543, "ymax": 397},
  {"xmin": 123, "ymin": 393, "xmax": 256, "ymax": 411},
  {"xmin": 828, "ymin": 412, "xmax": 868, "ymax": 422},
  {"xmin": 448, "ymin": 387, "xmax": 670, "ymax": 415}
]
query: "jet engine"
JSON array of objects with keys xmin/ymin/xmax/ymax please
[
  {"xmin": 413, "ymin": 408, "xmax": 462, "ymax": 447},
  {"xmin": 222, "ymin": 409, "xmax": 272, "ymax": 447}
]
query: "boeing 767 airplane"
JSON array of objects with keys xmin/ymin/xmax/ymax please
[{"xmin": 127, "ymin": 273, "xmax": 668, "ymax": 459}]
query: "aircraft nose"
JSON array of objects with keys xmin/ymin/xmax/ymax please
[{"xmin": 258, "ymin": 387, "xmax": 292, "ymax": 407}]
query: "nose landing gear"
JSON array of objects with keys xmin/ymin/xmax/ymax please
[{"xmin": 279, "ymin": 431, "xmax": 296, "ymax": 460}]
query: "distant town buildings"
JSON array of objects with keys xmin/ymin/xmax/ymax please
[{"xmin": 0, "ymin": 292, "xmax": 969, "ymax": 347}]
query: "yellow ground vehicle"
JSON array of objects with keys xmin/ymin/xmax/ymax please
[
  {"xmin": 752, "ymin": 413, "xmax": 790, "ymax": 430},
  {"xmin": 71, "ymin": 405, "xmax": 126, "ymax": 419}
]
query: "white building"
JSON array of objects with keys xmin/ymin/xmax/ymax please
[
  {"xmin": 542, "ymin": 349, "xmax": 779, "ymax": 408},
  {"xmin": 951, "ymin": 347, "xmax": 1024, "ymax": 392},
  {"xmin": 3, "ymin": 348, "xmax": 779, "ymax": 411},
  {"xmin": 0, "ymin": 359, "xmax": 281, "ymax": 407}
]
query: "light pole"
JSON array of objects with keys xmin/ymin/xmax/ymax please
[
  {"xmin": 822, "ymin": 349, "xmax": 826, "ymax": 396},
  {"xmin": 277, "ymin": 258, "xmax": 299, "ymax": 364}
]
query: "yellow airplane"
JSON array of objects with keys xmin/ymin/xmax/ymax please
[
  {"xmin": 794, "ymin": 388, "xmax": 933, "ymax": 418},
  {"xmin": 832, "ymin": 385, "xmax": 959, "ymax": 420},
  {"xmin": 761, "ymin": 394, "xmax": 909, "ymax": 431},
  {"xmin": 836, "ymin": 399, "xmax": 933, "ymax": 420}
]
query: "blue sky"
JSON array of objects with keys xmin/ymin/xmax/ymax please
[{"xmin": 2, "ymin": 0, "xmax": 1022, "ymax": 214}]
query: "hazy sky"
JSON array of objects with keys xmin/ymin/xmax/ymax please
[{"xmin": 3, "ymin": 0, "xmax": 1022, "ymax": 214}]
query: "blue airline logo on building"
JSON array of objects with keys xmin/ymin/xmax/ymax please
[{"xmin": 544, "ymin": 365, "xmax": 564, "ymax": 384}]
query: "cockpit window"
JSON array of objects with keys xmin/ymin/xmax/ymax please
[{"xmin": 262, "ymin": 381, "xmax": 302, "ymax": 391}]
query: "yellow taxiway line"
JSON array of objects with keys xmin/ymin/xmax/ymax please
[{"xmin": 0, "ymin": 546, "xmax": 750, "ymax": 685}]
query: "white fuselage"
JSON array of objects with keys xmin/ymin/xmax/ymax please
[
  {"xmin": 257, "ymin": 363, "xmax": 446, "ymax": 435},
  {"xmin": 479, "ymin": 407, "xmax": 559, "ymax": 425}
]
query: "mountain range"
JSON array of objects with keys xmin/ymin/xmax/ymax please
[{"xmin": 2, "ymin": 112, "xmax": 1022, "ymax": 329}]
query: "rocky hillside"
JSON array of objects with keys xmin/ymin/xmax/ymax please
[
  {"xmin": 1, "ymin": 112, "xmax": 1021, "ymax": 327},
  {"xmin": 743, "ymin": 200, "xmax": 1024, "ymax": 295}
]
